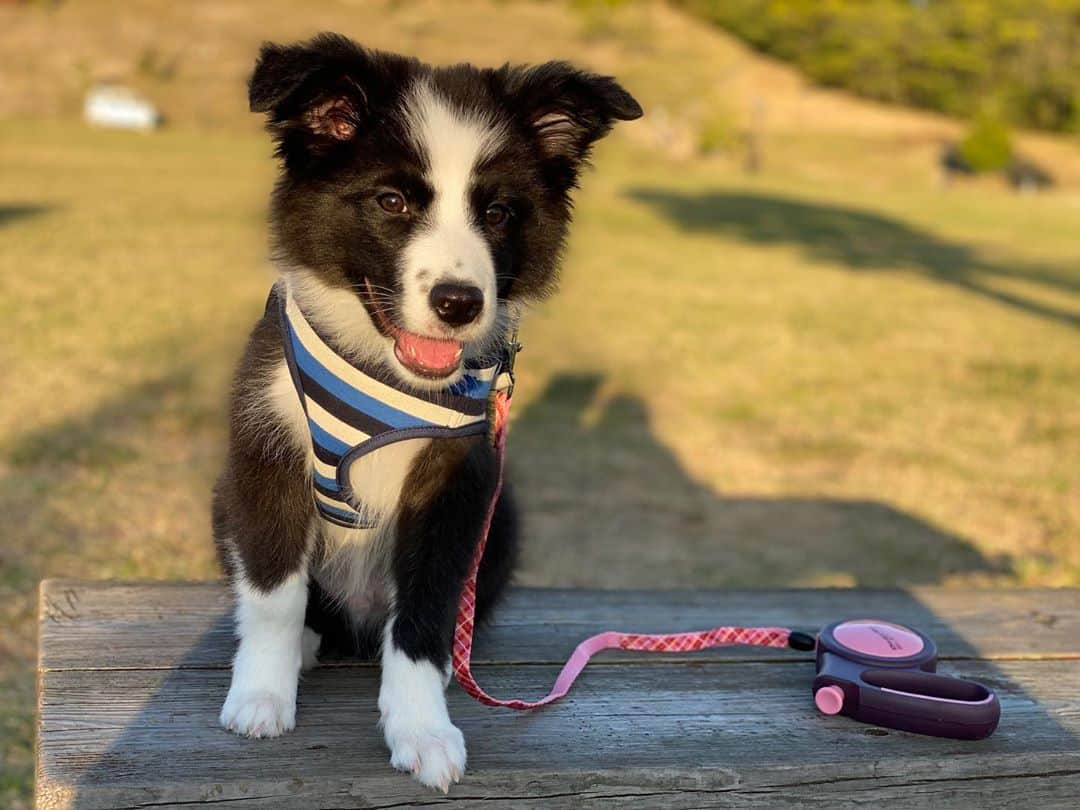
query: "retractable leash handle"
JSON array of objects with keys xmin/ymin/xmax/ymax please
[
  {"xmin": 813, "ymin": 619, "xmax": 1000, "ymax": 740},
  {"xmin": 453, "ymin": 389, "xmax": 1000, "ymax": 739}
]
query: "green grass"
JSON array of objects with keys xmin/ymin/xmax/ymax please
[{"xmin": 1, "ymin": 1, "xmax": 1079, "ymax": 805}]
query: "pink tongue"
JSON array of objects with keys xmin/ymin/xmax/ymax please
[{"xmin": 394, "ymin": 331, "xmax": 463, "ymax": 373}]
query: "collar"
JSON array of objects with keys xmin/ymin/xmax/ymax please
[{"xmin": 275, "ymin": 283, "xmax": 515, "ymax": 528}]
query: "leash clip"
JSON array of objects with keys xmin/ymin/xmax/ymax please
[{"xmin": 502, "ymin": 332, "xmax": 522, "ymax": 398}]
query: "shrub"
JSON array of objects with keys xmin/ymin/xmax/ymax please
[
  {"xmin": 674, "ymin": 0, "xmax": 1080, "ymax": 133},
  {"xmin": 957, "ymin": 113, "xmax": 1014, "ymax": 173},
  {"xmin": 697, "ymin": 110, "xmax": 737, "ymax": 155}
]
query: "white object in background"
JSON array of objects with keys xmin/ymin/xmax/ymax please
[{"xmin": 83, "ymin": 86, "xmax": 160, "ymax": 131}]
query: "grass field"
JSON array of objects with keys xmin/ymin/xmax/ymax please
[{"xmin": 2, "ymin": 1, "xmax": 1079, "ymax": 805}]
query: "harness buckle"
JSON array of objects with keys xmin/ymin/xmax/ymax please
[{"xmin": 487, "ymin": 333, "xmax": 522, "ymax": 445}]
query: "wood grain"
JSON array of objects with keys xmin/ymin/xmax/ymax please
[
  {"xmin": 37, "ymin": 661, "xmax": 1080, "ymax": 809},
  {"xmin": 37, "ymin": 580, "xmax": 1080, "ymax": 671},
  {"xmin": 36, "ymin": 581, "xmax": 1080, "ymax": 809}
]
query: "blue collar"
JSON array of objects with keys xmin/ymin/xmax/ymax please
[{"xmin": 276, "ymin": 285, "xmax": 514, "ymax": 528}]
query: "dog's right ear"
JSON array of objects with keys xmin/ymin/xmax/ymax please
[
  {"xmin": 498, "ymin": 61, "xmax": 641, "ymax": 193},
  {"xmin": 248, "ymin": 33, "xmax": 377, "ymax": 160}
]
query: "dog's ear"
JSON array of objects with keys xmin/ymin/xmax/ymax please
[
  {"xmin": 501, "ymin": 62, "xmax": 642, "ymax": 175},
  {"xmin": 249, "ymin": 33, "xmax": 378, "ymax": 159}
]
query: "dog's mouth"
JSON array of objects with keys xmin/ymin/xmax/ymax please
[{"xmin": 360, "ymin": 278, "xmax": 464, "ymax": 380}]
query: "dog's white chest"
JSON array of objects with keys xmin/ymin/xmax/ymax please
[
  {"xmin": 343, "ymin": 436, "xmax": 429, "ymax": 522},
  {"xmin": 315, "ymin": 436, "xmax": 428, "ymax": 616}
]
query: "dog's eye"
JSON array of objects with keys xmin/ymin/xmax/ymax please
[
  {"xmin": 484, "ymin": 203, "xmax": 511, "ymax": 228},
  {"xmin": 377, "ymin": 192, "xmax": 408, "ymax": 214}
]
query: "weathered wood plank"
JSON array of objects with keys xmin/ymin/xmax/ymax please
[
  {"xmin": 38, "ymin": 580, "xmax": 1080, "ymax": 672},
  {"xmin": 38, "ymin": 582, "xmax": 1080, "ymax": 808},
  {"xmin": 37, "ymin": 659, "xmax": 1080, "ymax": 809}
]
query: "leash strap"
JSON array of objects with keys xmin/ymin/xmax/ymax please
[{"xmin": 452, "ymin": 390, "xmax": 793, "ymax": 709}]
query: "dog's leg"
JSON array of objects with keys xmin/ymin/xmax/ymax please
[
  {"xmin": 379, "ymin": 437, "xmax": 504, "ymax": 792},
  {"xmin": 300, "ymin": 626, "xmax": 322, "ymax": 672},
  {"xmin": 220, "ymin": 567, "xmax": 308, "ymax": 737},
  {"xmin": 379, "ymin": 617, "xmax": 465, "ymax": 792},
  {"xmin": 213, "ymin": 316, "xmax": 316, "ymax": 739}
]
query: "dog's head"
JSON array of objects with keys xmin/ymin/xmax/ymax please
[{"xmin": 250, "ymin": 33, "xmax": 641, "ymax": 387}]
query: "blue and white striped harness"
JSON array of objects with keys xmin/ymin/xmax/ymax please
[{"xmin": 276, "ymin": 286, "xmax": 513, "ymax": 529}]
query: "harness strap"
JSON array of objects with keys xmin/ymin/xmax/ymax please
[
  {"xmin": 276, "ymin": 283, "xmax": 510, "ymax": 529},
  {"xmin": 452, "ymin": 390, "xmax": 794, "ymax": 709}
]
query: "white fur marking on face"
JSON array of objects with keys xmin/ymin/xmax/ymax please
[
  {"xmin": 220, "ymin": 568, "xmax": 308, "ymax": 738},
  {"xmin": 400, "ymin": 82, "xmax": 503, "ymax": 342},
  {"xmin": 379, "ymin": 620, "xmax": 466, "ymax": 792},
  {"xmin": 286, "ymin": 267, "xmax": 468, "ymax": 391}
]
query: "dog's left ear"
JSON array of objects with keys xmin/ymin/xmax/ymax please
[
  {"xmin": 248, "ymin": 33, "xmax": 389, "ymax": 162},
  {"xmin": 501, "ymin": 62, "xmax": 642, "ymax": 174}
]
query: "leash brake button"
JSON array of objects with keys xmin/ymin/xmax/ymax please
[{"xmin": 814, "ymin": 685, "xmax": 845, "ymax": 715}]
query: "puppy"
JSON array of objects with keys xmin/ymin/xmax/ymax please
[{"xmin": 212, "ymin": 33, "xmax": 640, "ymax": 791}]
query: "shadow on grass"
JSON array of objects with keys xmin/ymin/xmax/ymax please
[
  {"xmin": 510, "ymin": 374, "xmax": 1008, "ymax": 587},
  {"xmin": 5, "ymin": 371, "xmax": 197, "ymax": 470},
  {"xmin": 627, "ymin": 188, "xmax": 1078, "ymax": 329},
  {"xmin": 7, "ymin": 368, "xmax": 1006, "ymax": 589},
  {"xmin": 0, "ymin": 203, "xmax": 54, "ymax": 228}
]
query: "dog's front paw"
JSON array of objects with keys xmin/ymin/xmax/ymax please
[
  {"xmin": 220, "ymin": 689, "xmax": 296, "ymax": 738},
  {"xmin": 384, "ymin": 718, "xmax": 466, "ymax": 793}
]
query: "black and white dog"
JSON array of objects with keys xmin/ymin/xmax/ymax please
[{"xmin": 212, "ymin": 33, "xmax": 640, "ymax": 791}]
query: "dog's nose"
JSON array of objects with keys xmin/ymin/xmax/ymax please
[{"xmin": 429, "ymin": 283, "xmax": 484, "ymax": 326}]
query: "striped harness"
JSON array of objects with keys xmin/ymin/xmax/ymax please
[{"xmin": 276, "ymin": 285, "xmax": 513, "ymax": 529}]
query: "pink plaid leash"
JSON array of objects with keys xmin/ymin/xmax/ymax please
[{"xmin": 452, "ymin": 390, "xmax": 793, "ymax": 710}]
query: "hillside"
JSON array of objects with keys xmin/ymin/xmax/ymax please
[{"xmin": 2, "ymin": 0, "xmax": 1079, "ymax": 183}]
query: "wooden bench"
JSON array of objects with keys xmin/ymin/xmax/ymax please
[{"xmin": 37, "ymin": 580, "xmax": 1080, "ymax": 808}]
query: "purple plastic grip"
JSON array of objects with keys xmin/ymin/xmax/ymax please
[{"xmin": 812, "ymin": 619, "xmax": 1000, "ymax": 740}]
